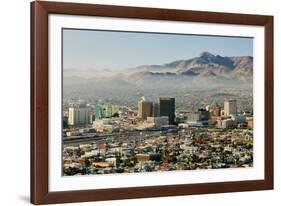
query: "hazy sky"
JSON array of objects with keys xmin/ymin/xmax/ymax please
[{"xmin": 63, "ymin": 29, "xmax": 253, "ymax": 70}]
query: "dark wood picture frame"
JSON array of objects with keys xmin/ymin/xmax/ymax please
[{"xmin": 31, "ymin": 1, "xmax": 274, "ymax": 204}]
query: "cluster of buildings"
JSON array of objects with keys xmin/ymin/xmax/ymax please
[
  {"xmin": 137, "ymin": 97, "xmax": 175, "ymax": 128},
  {"xmin": 65, "ymin": 98, "xmax": 253, "ymax": 132},
  {"xmin": 67, "ymin": 101, "xmax": 92, "ymax": 126},
  {"xmin": 63, "ymin": 126, "xmax": 253, "ymax": 176},
  {"xmin": 65, "ymin": 102, "xmax": 120, "ymax": 127},
  {"xmin": 62, "ymin": 97, "xmax": 253, "ymax": 176},
  {"xmin": 138, "ymin": 97, "xmax": 175, "ymax": 124},
  {"xmin": 180, "ymin": 100, "xmax": 253, "ymax": 130},
  {"xmin": 95, "ymin": 104, "xmax": 120, "ymax": 119}
]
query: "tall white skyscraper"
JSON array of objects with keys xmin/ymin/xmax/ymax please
[
  {"xmin": 224, "ymin": 100, "xmax": 237, "ymax": 116},
  {"xmin": 68, "ymin": 102, "xmax": 92, "ymax": 126}
]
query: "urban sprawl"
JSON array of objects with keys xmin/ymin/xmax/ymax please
[{"xmin": 63, "ymin": 97, "xmax": 253, "ymax": 176}]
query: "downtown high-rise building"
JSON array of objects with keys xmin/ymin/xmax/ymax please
[
  {"xmin": 68, "ymin": 102, "xmax": 92, "ymax": 126},
  {"xmin": 95, "ymin": 104, "xmax": 120, "ymax": 119},
  {"xmin": 224, "ymin": 100, "xmax": 237, "ymax": 116},
  {"xmin": 209, "ymin": 103, "xmax": 221, "ymax": 117},
  {"xmin": 138, "ymin": 100, "xmax": 153, "ymax": 120},
  {"xmin": 159, "ymin": 97, "xmax": 175, "ymax": 125},
  {"xmin": 152, "ymin": 102, "xmax": 160, "ymax": 117}
]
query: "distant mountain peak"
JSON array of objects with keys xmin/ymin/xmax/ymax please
[
  {"xmin": 129, "ymin": 52, "xmax": 253, "ymax": 80},
  {"xmin": 200, "ymin": 51, "xmax": 215, "ymax": 58},
  {"xmin": 64, "ymin": 52, "xmax": 253, "ymax": 93}
]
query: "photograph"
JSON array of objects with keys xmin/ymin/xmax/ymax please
[
  {"xmin": 62, "ymin": 29, "xmax": 254, "ymax": 176},
  {"xmin": 29, "ymin": 1, "xmax": 274, "ymax": 204}
]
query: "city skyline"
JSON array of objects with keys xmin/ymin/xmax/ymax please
[
  {"xmin": 63, "ymin": 29, "xmax": 253, "ymax": 70},
  {"xmin": 63, "ymin": 95, "xmax": 253, "ymax": 176},
  {"xmin": 62, "ymin": 28, "xmax": 254, "ymax": 176}
]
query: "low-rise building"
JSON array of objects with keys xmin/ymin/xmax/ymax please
[
  {"xmin": 246, "ymin": 117, "xmax": 253, "ymax": 129},
  {"xmin": 136, "ymin": 154, "xmax": 150, "ymax": 162},
  {"xmin": 217, "ymin": 119, "xmax": 236, "ymax": 129},
  {"xmin": 146, "ymin": 116, "xmax": 169, "ymax": 128},
  {"xmin": 230, "ymin": 114, "xmax": 246, "ymax": 123},
  {"xmin": 92, "ymin": 119, "xmax": 120, "ymax": 132}
]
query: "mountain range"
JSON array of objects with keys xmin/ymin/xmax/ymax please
[
  {"xmin": 63, "ymin": 52, "xmax": 253, "ymax": 95},
  {"xmin": 130, "ymin": 52, "xmax": 253, "ymax": 81}
]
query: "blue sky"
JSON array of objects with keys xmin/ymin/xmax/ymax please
[{"xmin": 63, "ymin": 29, "xmax": 253, "ymax": 70}]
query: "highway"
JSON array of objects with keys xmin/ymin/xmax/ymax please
[{"xmin": 62, "ymin": 130, "xmax": 164, "ymax": 146}]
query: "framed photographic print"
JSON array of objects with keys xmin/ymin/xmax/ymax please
[{"xmin": 30, "ymin": 1, "xmax": 274, "ymax": 204}]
